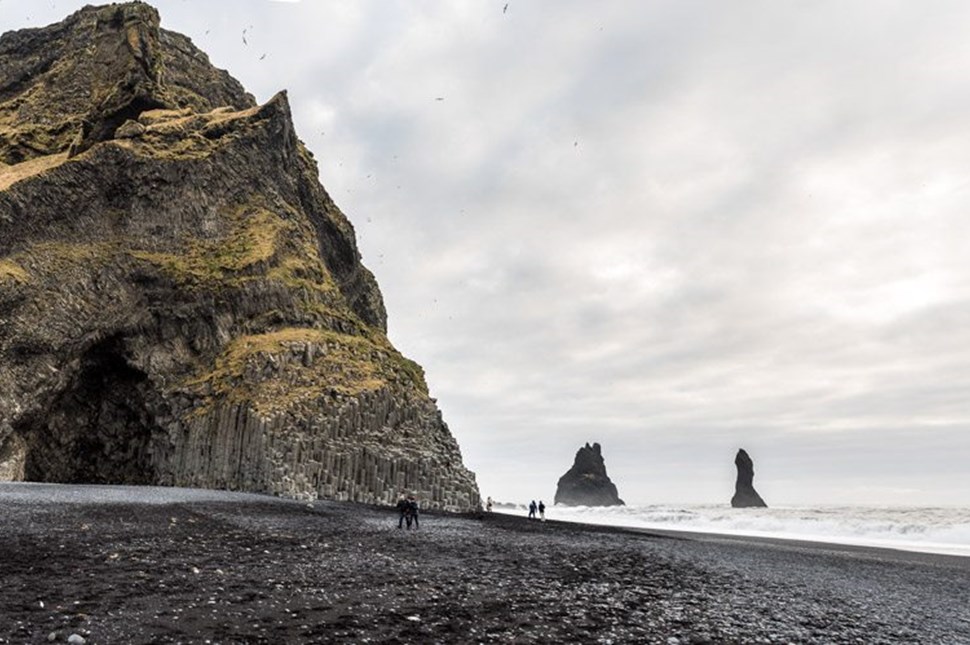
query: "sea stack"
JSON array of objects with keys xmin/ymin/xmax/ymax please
[
  {"xmin": 0, "ymin": 3, "xmax": 479, "ymax": 510},
  {"xmin": 554, "ymin": 442, "xmax": 624, "ymax": 506},
  {"xmin": 731, "ymin": 449, "xmax": 767, "ymax": 508}
]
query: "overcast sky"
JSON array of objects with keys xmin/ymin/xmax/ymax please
[{"xmin": 4, "ymin": 1, "xmax": 969, "ymax": 506}]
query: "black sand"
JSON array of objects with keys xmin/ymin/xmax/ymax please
[{"xmin": 1, "ymin": 486, "xmax": 968, "ymax": 644}]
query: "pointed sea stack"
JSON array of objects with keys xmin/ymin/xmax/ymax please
[
  {"xmin": 0, "ymin": 3, "xmax": 479, "ymax": 510},
  {"xmin": 554, "ymin": 442, "xmax": 624, "ymax": 506},
  {"xmin": 731, "ymin": 449, "xmax": 767, "ymax": 508}
]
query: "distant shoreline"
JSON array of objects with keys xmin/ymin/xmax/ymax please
[{"xmin": 491, "ymin": 502, "xmax": 970, "ymax": 558}]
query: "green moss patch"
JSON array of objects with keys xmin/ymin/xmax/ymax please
[
  {"xmin": 186, "ymin": 327, "xmax": 428, "ymax": 415},
  {"xmin": 116, "ymin": 103, "xmax": 268, "ymax": 161},
  {"xmin": 0, "ymin": 152, "xmax": 70, "ymax": 191},
  {"xmin": 0, "ymin": 259, "xmax": 29, "ymax": 284},
  {"xmin": 14, "ymin": 242, "xmax": 120, "ymax": 275},
  {"xmin": 130, "ymin": 207, "xmax": 287, "ymax": 284}
]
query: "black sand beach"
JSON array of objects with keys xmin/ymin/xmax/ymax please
[{"xmin": 1, "ymin": 485, "xmax": 968, "ymax": 644}]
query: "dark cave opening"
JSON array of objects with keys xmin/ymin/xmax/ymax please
[{"xmin": 19, "ymin": 336, "xmax": 164, "ymax": 485}]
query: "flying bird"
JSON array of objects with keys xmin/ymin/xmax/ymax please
[
  {"xmin": 259, "ymin": 53, "xmax": 266, "ymax": 60},
  {"xmin": 503, "ymin": 3, "xmax": 509, "ymax": 13},
  {"xmin": 435, "ymin": 97, "xmax": 445, "ymax": 101}
]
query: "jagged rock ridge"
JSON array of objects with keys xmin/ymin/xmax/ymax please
[
  {"xmin": 0, "ymin": 3, "xmax": 479, "ymax": 510},
  {"xmin": 731, "ymin": 449, "xmax": 767, "ymax": 508},
  {"xmin": 554, "ymin": 442, "xmax": 624, "ymax": 506}
]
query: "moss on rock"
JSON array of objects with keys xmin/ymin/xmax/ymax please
[
  {"xmin": 129, "ymin": 207, "xmax": 288, "ymax": 285},
  {"xmin": 185, "ymin": 326, "xmax": 428, "ymax": 416},
  {"xmin": 0, "ymin": 259, "xmax": 28, "ymax": 284}
]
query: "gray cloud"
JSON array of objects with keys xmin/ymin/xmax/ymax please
[{"xmin": 3, "ymin": 0, "xmax": 969, "ymax": 505}]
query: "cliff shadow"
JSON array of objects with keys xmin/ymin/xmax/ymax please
[{"xmin": 16, "ymin": 335, "xmax": 167, "ymax": 485}]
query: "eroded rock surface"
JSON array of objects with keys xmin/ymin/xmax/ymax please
[
  {"xmin": 731, "ymin": 448, "xmax": 767, "ymax": 508},
  {"xmin": 0, "ymin": 3, "xmax": 478, "ymax": 510},
  {"xmin": 554, "ymin": 442, "xmax": 624, "ymax": 506}
]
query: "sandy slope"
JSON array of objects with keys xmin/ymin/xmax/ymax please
[{"xmin": 1, "ymin": 483, "xmax": 968, "ymax": 644}]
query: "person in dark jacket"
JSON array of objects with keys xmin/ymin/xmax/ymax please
[
  {"xmin": 528, "ymin": 500, "xmax": 537, "ymax": 519},
  {"xmin": 396, "ymin": 494, "xmax": 410, "ymax": 529},
  {"xmin": 406, "ymin": 496, "xmax": 419, "ymax": 529},
  {"xmin": 538, "ymin": 500, "xmax": 546, "ymax": 521}
]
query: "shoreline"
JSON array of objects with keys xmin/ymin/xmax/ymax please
[
  {"xmin": 490, "ymin": 509, "xmax": 970, "ymax": 568},
  {"xmin": 492, "ymin": 503, "xmax": 970, "ymax": 559},
  {"xmin": 2, "ymin": 484, "xmax": 969, "ymax": 643}
]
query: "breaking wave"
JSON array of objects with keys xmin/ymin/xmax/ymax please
[{"xmin": 497, "ymin": 503, "xmax": 970, "ymax": 556}]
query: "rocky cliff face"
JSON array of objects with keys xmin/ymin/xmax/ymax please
[
  {"xmin": 0, "ymin": 3, "xmax": 479, "ymax": 510},
  {"xmin": 554, "ymin": 442, "xmax": 624, "ymax": 506},
  {"xmin": 731, "ymin": 449, "xmax": 767, "ymax": 508}
]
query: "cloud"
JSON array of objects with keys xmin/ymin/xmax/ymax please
[{"xmin": 3, "ymin": 0, "xmax": 970, "ymax": 506}]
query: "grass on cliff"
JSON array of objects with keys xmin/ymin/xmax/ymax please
[
  {"xmin": 117, "ymin": 103, "xmax": 266, "ymax": 161},
  {"xmin": 130, "ymin": 207, "xmax": 287, "ymax": 283},
  {"xmin": 263, "ymin": 202, "xmax": 341, "ymax": 298},
  {"xmin": 128, "ymin": 203, "xmax": 343, "ymax": 304},
  {"xmin": 186, "ymin": 327, "xmax": 428, "ymax": 416},
  {"xmin": 0, "ymin": 102, "xmax": 78, "ymax": 164},
  {"xmin": 0, "ymin": 152, "xmax": 70, "ymax": 191},
  {"xmin": 8, "ymin": 242, "xmax": 120, "ymax": 277},
  {"xmin": 0, "ymin": 259, "xmax": 29, "ymax": 284}
]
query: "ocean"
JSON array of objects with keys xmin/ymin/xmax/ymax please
[{"xmin": 495, "ymin": 503, "xmax": 970, "ymax": 557}]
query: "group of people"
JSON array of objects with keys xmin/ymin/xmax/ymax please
[
  {"xmin": 395, "ymin": 494, "xmax": 420, "ymax": 529},
  {"xmin": 483, "ymin": 496, "xmax": 545, "ymax": 521},
  {"xmin": 396, "ymin": 494, "xmax": 545, "ymax": 527},
  {"xmin": 528, "ymin": 499, "xmax": 546, "ymax": 521}
]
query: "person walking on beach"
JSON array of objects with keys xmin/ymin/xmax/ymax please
[
  {"xmin": 486, "ymin": 496, "xmax": 493, "ymax": 512},
  {"xmin": 406, "ymin": 495, "xmax": 420, "ymax": 529},
  {"xmin": 528, "ymin": 500, "xmax": 537, "ymax": 519},
  {"xmin": 538, "ymin": 500, "xmax": 545, "ymax": 521},
  {"xmin": 396, "ymin": 493, "xmax": 410, "ymax": 529}
]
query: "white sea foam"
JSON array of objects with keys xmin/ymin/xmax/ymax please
[{"xmin": 496, "ymin": 503, "xmax": 970, "ymax": 557}]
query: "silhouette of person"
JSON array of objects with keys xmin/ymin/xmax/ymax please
[
  {"xmin": 538, "ymin": 500, "xmax": 546, "ymax": 521},
  {"xmin": 406, "ymin": 496, "xmax": 419, "ymax": 529},
  {"xmin": 396, "ymin": 494, "xmax": 409, "ymax": 529},
  {"xmin": 528, "ymin": 500, "xmax": 537, "ymax": 519}
]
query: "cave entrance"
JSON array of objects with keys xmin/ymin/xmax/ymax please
[{"xmin": 18, "ymin": 335, "xmax": 165, "ymax": 485}]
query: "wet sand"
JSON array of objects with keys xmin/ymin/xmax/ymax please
[{"xmin": 1, "ymin": 484, "xmax": 968, "ymax": 644}]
